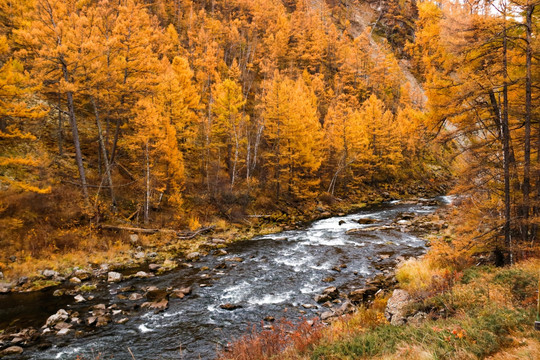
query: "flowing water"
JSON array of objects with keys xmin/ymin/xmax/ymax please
[{"xmin": 0, "ymin": 197, "xmax": 451, "ymax": 360}]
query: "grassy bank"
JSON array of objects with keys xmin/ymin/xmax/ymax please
[{"xmin": 219, "ymin": 257, "xmax": 540, "ymax": 360}]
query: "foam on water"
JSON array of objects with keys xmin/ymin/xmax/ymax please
[
  {"xmin": 247, "ymin": 292, "xmax": 294, "ymax": 305},
  {"xmin": 138, "ymin": 324, "xmax": 153, "ymax": 333}
]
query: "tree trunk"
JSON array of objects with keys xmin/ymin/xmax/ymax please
[
  {"xmin": 62, "ymin": 64, "xmax": 89, "ymax": 201},
  {"xmin": 501, "ymin": 13, "xmax": 512, "ymax": 264},
  {"xmin": 57, "ymin": 92, "xmax": 63, "ymax": 156},
  {"xmin": 523, "ymin": 4, "xmax": 534, "ymax": 244},
  {"xmin": 144, "ymin": 141, "xmax": 150, "ymax": 225},
  {"xmin": 92, "ymin": 97, "xmax": 116, "ymax": 210}
]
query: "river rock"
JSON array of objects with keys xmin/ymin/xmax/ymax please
[
  {"xmin": 57, "ymin": 328, "xmax": 71, "ymax": 336},
  {"xmin": 264, "ymin": 316, "xmax": 275, "ymax": 322},
  {"xmin": 53, "ymin": 289, "xmax": 64, "ymax": 296},
  {"xmin": 86, "ymin": 317, "xmax": 97, "ymax": 326},
  {"xmin": 0, "ymin": 271, "xmax": 3, "ymax": 279},
  {"xmin": 148, "ymin": 264, "xmax": 161, "ymax": 271},
  {"xmin": 129, "ymin": 293, "xmax": 143, "ymax": 301},
  {"xmin": 396, "ymin": 212, "xmax": 415, "ymax": 220},
  {"xmin": 220, "ymin": 303, "xmax": 242, "ymax": 310},
  {"xmin": 315, "ymin": 286, "xmax": 339, "ymax": 303},
  {"xmin": 186, "ymin": 252, "xmax": 200, "ymax": 261},
  {"xmin": 96, "ymin": 315, "xmax": 111, "ymax": 327},
  {"xmin": 107, "ymin": 272, "xmax": 123, "ymax": 283},
  {"xmin": 116, "ymin": 317, "xmax": 129, "ymax": 324},
  {"xmin": 216, "ymin": 249, "xmax": 228, "ymax": 256},
  {"xmin": 320, "ymin": 311, "xmax": 334, "ymax": 321},
  {"xmin": 46, "ymin": 309, "xmax": 69, "ymax": 327},
  {"xmin": 0, "ymin": 283, "xmax": 11, "ymax": 293},
  {"xmin": 357, "ymin": 218, "xmax": 377, "ymax": 224},
  {"xmin": 335, "ymin": 300, "xmax": 355, "ymax": 316},
  {"xmin": 135, "ymin": 271, "xmax": 153, "ymax": 278},
  {"xmin": 226, "ymin": 257, "xmax": 244, "ymax": 262},
  {"xmin": 42, "ymin": 269, "xmax": 59, "ymax": 278},
  {"xmin": 338, "ymin": 220, "xmax": 346, "ymax": 225},
  {"xmin": 134, "ymin": 252, "xmax": 145, "ymax": 259},
  {"xmin": 54, "ymin": 322, "xmax": 72, "ymax": 330},
  {"xmin": 70, "ymin": 277, "xmax": 82, "ymax": 284},
  {"xmin": 1, "ymin": 346, "xmax": 23, "ymax": 355},
  {"xmin": 17, "ymin": 276, "xmax": 28, "ymax": 285},
  {"xmin": 384, "ymin": 289, "xmax": 412, "ymax": 326},
  {"xmin": 212, "ymin": 238, "xmax": 226, "ymax": 244},
  {"xmin": 129, "ymin": 234, "xmax": 139, "ymax": 245},
  {"xmin": 145, "ymin": 289, "xmax": 169, "ymax": 302},
  {"xmin": 302, "ymin": 304, "xmax": 317, "ymax": 309},
  {"xmin": 142, "ymin": 299, "xmax": 168, "ymax": 312},
  {"xmin": 74, "ymin": 294, "xmax": 86, "ymax": 303},
  {"xmin": 322, "ymin": 276, "xmax": 335, "ymax": 283},
  {"xmin": 74, "ymin": 269, "xmax": 92, "ymax": 280}
]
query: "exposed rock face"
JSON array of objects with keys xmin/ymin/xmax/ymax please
[
  {"xmin": 385, "ymin": 289, "xmax": 412, "ymax": 326},
  {"xmin": 107, "ymin": 272, "xmax": 123, "ymax": 283},
  {"xmin": 46, "ymin": 309, "xmax": 69, "ymax": 327}
]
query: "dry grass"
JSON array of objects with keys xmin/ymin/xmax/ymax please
[{"xmin": 395, "ymin": 258, "xmax": 448, "ymax": 296}]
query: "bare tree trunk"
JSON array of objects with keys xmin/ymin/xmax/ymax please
[
  {"xmin": 522, "ymin": 3, "xmax": 534, "ymax": 244},
  {"xmin": 62, "ymin": 64, "xmax": 89, "ymax": 201},
  {"xmin": 57, "ymin": 92, "xmax": 63, "ymax": 156},
  {"xmin": 144, "ymin": 141, "xmax": 150, "ymax": 225},
  {"xmin": 501, "ymin": 11, "xmax": 512, "ymax": 264},
  {"xmin": 92, "ymin": 97, "xmax": 116, "ymax": 210}
]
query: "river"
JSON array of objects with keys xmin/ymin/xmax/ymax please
[{"xmin": 0, "ymin": 197, "xmax": 450, "ymax": 359}]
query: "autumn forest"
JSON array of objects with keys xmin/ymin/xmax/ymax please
[{"xmin": 0, "ymin": 0, "xmax": 540, "ymax": 358}]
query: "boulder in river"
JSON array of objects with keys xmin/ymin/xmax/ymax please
[
  {"xmin": 142, "ymin": 299, "xmax": 168, "ymax": 312},
  {"xmin": 1, "ymin": 346, "xmax": 23, "ymax": 356},
  {"xmin": 220, "ymin": 303, "xmax": 243, "ymax": 310},
  {"xmin": 356, "ymin": 218, "xmax": 378, "ymax": 224},
  {"xmin": 107, "ymin": 271, "xmax": 123, "ymax": 283},
  {"xmin": 384, "ymin": 289, "xmax": 412, "ymax": 326},
  {"xmin": 46, "ymin": 309, "xmax": 69, "ymax": 327},
  {"xmin": 74, "ymin": 294, "xmax": 86, "ymax": 303},
  {"xmin": 129, "ymin": 293, "xmax": 143, "ymax": 301},
  {"xmin": 145, "ymin": 288, "xmax": 169, "ymax": 302}
]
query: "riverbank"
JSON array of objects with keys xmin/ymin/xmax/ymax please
[
  {"xmin": 0, "ymin": 181, "xmax": 449, "ymax": 292},
  {"xmin": 219, "ymin": 233, "xmax": 540, "ymax": 360}
]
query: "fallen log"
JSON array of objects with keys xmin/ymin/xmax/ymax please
[{"xmin": 99, "ymin": 224, "xmax": 215, "ymax": 239}]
